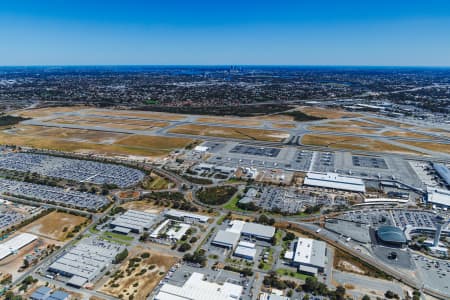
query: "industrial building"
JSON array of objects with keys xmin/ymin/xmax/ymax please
[
  {"xmin": 304, "ymin": 172, "xmax": 366, "ymax": 193},
  {"xmin": 0, "ymin": 233, "xmax": 37, "ymax": 261},
  {"xmin": 286, "ymin": 237, "xmax": 326, "ymax": 275},
  {"xmin": 164, "ymin": 209, "xmax": 210, "ymax": 223},
  {"xmin": 109, "ymin": 210, "xmax": 157, "ymax": 233},
  {"xmin": 212, "ymin": 230, "xmax": 240, "ymax": 249},
  {"xmin": 234, "ymin": 241, "xmax": 257, "ymax": 260},
  {"xmin": 227, "ymin": 220, "xmax": 276, "ymax": 241},
  {"xmin": 48, "ymin": 239, "xmax": 122, "ymax": 288},
  {"xmin": 427, "ymin": 188, "xmax": 450, "ymax": 208},
  {"xmin": 155, "ymin": 272, "xmax": 243, "ymax": 300},
  {"xmin": 30, "ymin": 288, "xmax": 70, "ymax": 300},
  {"xmin": 375, "ymin": 226, "xmax": 407, "ymax": 248}
]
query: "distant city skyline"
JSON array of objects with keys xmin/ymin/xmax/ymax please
[{"xmin": 1, "ymin": 0, "xmax": 450, "ymax": 66}]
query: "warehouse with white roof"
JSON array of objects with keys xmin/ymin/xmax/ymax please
[
  {"xmin": 110, "ymin": 210, "xmax": 157, "ymax": 233},
  {"xmin": 227, "ymin": 220, "xmax": 275, "ymax": 241},
  {"xmin": 287, "ymin": 237, "xmax": 327, "ymax": 275},
  {"xmin": 212, "ymin": 230, "xmax": 240, "ymax": 249},
  {"xmin": 304, "ymin": 172, "xmax": 366, "ymax": 193},
  {"xmin": 0, "ymin": 233, "xmax": 37, "ymax": 261},
  {"xmin": 155, "ymin": 272, "xmax": 242, "ymax": 300}
]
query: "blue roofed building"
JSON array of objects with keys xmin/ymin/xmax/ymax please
[
  {"xmin": 48, "ymin": 290, "xmax": 70, "ymax": 300},
  {"xmin": 30, "ymin": 286, "xmax": 52, "ymax": 300}
]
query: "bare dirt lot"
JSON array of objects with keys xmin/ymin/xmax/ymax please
[
  {"xmin": 121, "ymin": 200, "xmax": 163, "ymax": 213},
  {"xmin": 21, "ymin": 211, "xmax": 88, "ymax": 241},
  {"xmin": 168, "ymin": 124, "xmax": 289, "ymax": 142},
  {"xmin": 99, "ymin": 247, "xmax": 178, "ymax": 300}
]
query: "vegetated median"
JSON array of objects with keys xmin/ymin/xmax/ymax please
[
  {"xmin": 196, "ymin": 186, "xmax": 238, "ymax": 206},
  {"xmin": 0, "ymin": 115, "xmax": 29, "ymax": 126},
  {"xmin": 281, "ymin": 110, "xmax": 324, "ymax": 122}
]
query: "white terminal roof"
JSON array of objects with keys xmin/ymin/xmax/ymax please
[
  {"xmin": 0, "ymin": 233, "xmax": 37, "ymax": 260},
  {"xmin": 155, "ymin": 272, "xmax": 243, "ymax": 300},
  {"xmin": 165, "ymin": 209, "xmax": 210, "ymax": 223},
  {"xmin": 427, "ymin": 187, "xmax": 450, "ymax": 207},
  {"xmin": 293, "ymin": 237, "xmax": 326, "ymax": 269},
  {"xmin": 194, "ymin": 146, "xmax": 209, "ymax": 152},
  {"xmin": 304, "ymin": 172, "xmax": 366, "ymax": 193}
]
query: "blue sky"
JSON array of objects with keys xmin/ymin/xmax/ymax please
[{"xmin": 1, "ymin": 0, "xmax": 450, "ymax": 66}]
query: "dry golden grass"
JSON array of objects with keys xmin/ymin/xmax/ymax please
[
  {"xmin": 21, "ymin": 211, "xmax": 88, "ymax": 241},
  {"xmin": 85, "ymin": 108, "xmax": 186, "ymax": 121},
  {"xmin": 325, "ymin": 120, "xmax": 383, "ymax": 128},
  {"xmin": 48, "ymin": 116, "xmax": 170, "ymax": 129},
  {"xmin": 365, "ymin": 117, "xmax": 413, "ymax": 128},
  {"xmin": 301, "ymin": 134, "xmax": 423, "ymax": 155},
  {"xmin": 272, "ymin": 122, "xmax": 297, "ymax": 129},
  {"xmin": 399, "ymin": 141, "xmax": 450, "ymax": 154},
  {"xmin": 296, "ymin": 106, "xmax": 362, "ymax": 119},
  {"xmin": 121, "ymin": 200, "xmax": 163, "ymax": 213},
  {"xmin": 308, "ymin": 125, "xmax": 379, "ymax": 135},
  {"xmin": 419, "ymin": 128, "xmax": 450, "ymax": 138},
  {"xmin": 12, "ymin": 126, "xmax": 127, "ymax": 143},
  {"xmin": 168, "ymin": 124, "xmax": 289, "ymax": 142},
  {"xmin": 196, "ymin": 116, "xmax": 262, "ymax": 126},
  {"xmin": 0, "ymin": 132, "xmax": 148, "ymax": 157},
  {"xmin": 115, "ymin": 134, "xmax": 192, "ymax": 150},
  {"xmin": 100, "ymin": 247, "xmax": 177, "ymax": 300},
  {"xmin": 382, "ymin": 130, "xmax": 437, "ymax": 140},
  {"xmin": 255, "ymin": 114, "xmax": 295, "ymax": 121},
  {"xmin": 0, "ymin": 126, "xmax": 192, "ymax": 157},
  {"xmin": 13, "ymin": 106, "xmax": 88, "ymax": 118}
]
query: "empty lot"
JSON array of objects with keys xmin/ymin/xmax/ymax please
[
  {"xmin": 21, "ymin": 211, "xmax": 88, "ymax": 241},
  {"xmin": 168, "ymin": 124, "xmax": 289, "ymax": 142}
]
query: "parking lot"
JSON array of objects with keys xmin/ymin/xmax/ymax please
[
  {"xmin": 0, "ymin": 152, "xmax": 145, "ymax": 188},
  {"xmin": 0, "ymin": 178, "xmax": 109, "ymax": 210},
  {"xmin": 352, "ymin": 155, "xmax": 388, "ymax": 169},
  {"xmin": 415, "ymin": 255, "xmax": 450, "ymax": 297},
  {"xmin": 311, "ymin": 152, "xmax": 335, "ymax": 172},
  {"xmin": 256, "ymin": 186, "xmax": 332, "ymax": 214},
  {"xmin": 229, "ymin": 145, "xmax": 281, "ymax": 158},
  {"xmin": 391, "ymin": 210, "xmax": 437, "ymax": 229},
  {"xmin": 337, "ymin": 209, "xmax": 393, "ymax": 228}
]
